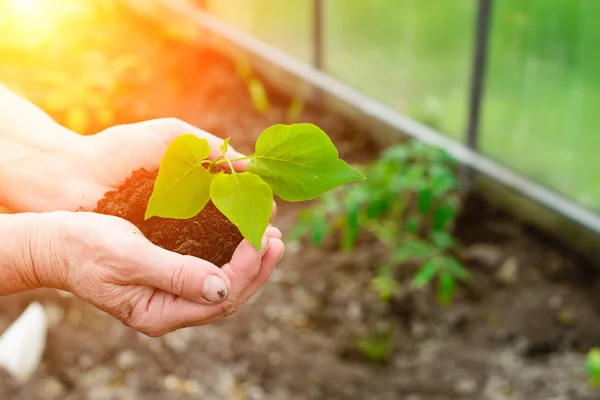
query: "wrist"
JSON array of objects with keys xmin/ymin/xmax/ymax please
[
  {"xmin": 0, "ymin": 212, "xmax": 68, "ymax": 295},
  {"xmin": 0, "ymin": 213, "xmax": 41, "ymax": 295}
]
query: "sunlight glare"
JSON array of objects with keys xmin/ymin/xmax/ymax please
[
  {"xmin": 1, "ymin": 0, "xmax": 101, "ymax": 51},
  {"xmin": 10, "ymin": 0, "xmax": 37, "ymax": 14}
]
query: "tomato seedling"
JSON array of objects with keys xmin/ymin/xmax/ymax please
[{"xmin": 144, "ymin": 123, "xmax": 366, "ymax": 250}]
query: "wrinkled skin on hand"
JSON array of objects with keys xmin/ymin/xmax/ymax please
[
  {"xmin": 0, "ymin": 106, "xmax": 284, "ymax": 336},
  {"xmin": 3, "ymin": 117, "xmax": 252, "ymax": 213},
  {"xmin": 29, "ymin": 211, "xmax": 283, "ymax": 337}
]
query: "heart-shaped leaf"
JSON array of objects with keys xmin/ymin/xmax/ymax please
[
  {"xmin": 247, "ymin": 123, "xmax": 366, "ymax": 201},
  {"xmin": 210, "ymin": 172, "xmax": 273, "ymax": 250},
  {"xmin": 145, "ymin": 134, "xmax": 213, "ymax": 220}
]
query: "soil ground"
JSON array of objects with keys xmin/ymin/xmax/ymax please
[{"xmin": 2, "ymin": 10, "xmax": 600, "ymax": 400}]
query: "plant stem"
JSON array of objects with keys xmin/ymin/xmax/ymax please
[
  {"xmin": 214, "ymin": 155, "xmax": 254, "ymax": 165},
  {"xmin": 207, "ymin": 155, "xmax": 224, "ymax": 173},
  {"xmin": 224, "ymin": 155, "xmax": 236, "ymax": 175},
  {"xmin": 208, "ymin": 155, "xmax": 254, "ymax": 172}
]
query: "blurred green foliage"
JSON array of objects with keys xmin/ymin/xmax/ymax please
[
  {"xmin": 291, "ymin": 140, "xmax": 470, "ymax": 306},
  {"xmin": 208, "ymin": 0, "xmax": 600, "ymax": 214},
  {"xmin": 586, "ymin": 347, "xmax": 600, "ymax": 389},
  {"xmin": 235, "ymin": 59, "xmax": 306, "ymax": 122},
  {"xmin": 357, "ymin": 328, "xmax": 394, "ymax": 364}
]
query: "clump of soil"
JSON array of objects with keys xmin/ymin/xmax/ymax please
[{"xmin": 94, "ymin": 168, "xmax": 244, "ymax": 267}]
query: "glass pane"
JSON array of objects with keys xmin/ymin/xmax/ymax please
[
  {"xmin": 481, "ymin": 0, "xmax": 600, "ymax": 212},
  {"xmin": 206, "ymin": 0, "xmax": 313, "ymax": 63},
  {"xmin": 324, "ymin": 0, "xmax": 476, "ymax": 139}
]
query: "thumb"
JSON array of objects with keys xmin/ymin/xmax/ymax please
[{"xmin": 130, "ymin": 245, "xmax": 232, "ymax": 305}]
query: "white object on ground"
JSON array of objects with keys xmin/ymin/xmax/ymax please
[{"xmin": 0, "ymin": 302, "xmax": 48, "ymax": 383}]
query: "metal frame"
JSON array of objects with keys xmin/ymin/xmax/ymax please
[
  {"xmin": 158, "ymin": 0, "xmax": 600, "ymax": 237},
  {"xmin": 463, "ymin": 0, "xmax": 492, "ymax": 188},
  {"xmin": 313, "ymin": 0, "xmax": 323, "ymax": 70}
]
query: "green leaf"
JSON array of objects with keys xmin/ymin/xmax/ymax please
[
  {"xmin": 342, "ymin": 203, "xmax": 360, "ymax": 250},
  {"xmin": 248, "ymin": 78, "xmax": 270, "ymax": 113},
  {"xmin": 357, "ymin": 330, "xmax": 394, "ymax": 363},
  {"xmin": 431, "ymin": 148, "xmax": 456, "ymax": 165},
  {"xmin": 437, "ymin": 270, "xmax": 456, "ymax": 305},
  {"xmin": 145, "ymin": 135, "xmax": 213, "ymax": 220},
  {"xmin": 418, "ymin": 187, "xmax": 433, "ymax": 214},
  {"xmin": 310, "ymin": 212, "xmax": 328, "ymax": 247},
  {"xmin": 431, "ymin": 231, "xmax": 454, "ymax": 250},
  {"xmin": 412, "ymin": 260, "xmax": 438, "ymax": 288},
  {"xmin": 430, "ymin": 164, "xmax": 459, "ymax": 194},
  {"xmin": 368, "ymin": 220, "xmax": 398, "ymax": 247},
  {"xmin": 433, "ymin": 205, "xmax": 455, "ymax": 231},
  {"xmin": 341, "ymin": 190, "xmax": 362, "ymax": 249},
  {"xmin": 367, "ymin": 197, "xmax": 389, "ymax": 219},
  {"xmin": 406, "ymin": 217, "xmax": 419, "ymax": 234},
  {"xmin": 393, "ymin": 240, "xmax": 432, "ymax": 263},
  {"xmin": 444, "ymin": 257, "xmax": 471, "ymax": 283},
  {"xmin": 586, "ymin": 348, "xmax": 600, "ymax": 387},
  {"xmin": 210, "ymin": 172, "xmax": 273, "ymax": 250},
  {"xmin": 381, "ymin": 145, "xmax": 409, "ymax": 163},
  {"xmin": 371, "ymin": 273, "xmax": 399, "ymax": 302},
  {"xmin": 409, "ymin": 140, "xmax": 431, "ymax": 158},
  {"xmin": 286, "ymin": 98, "xmax": 304, "ymax": 123},
  {"xmin": 404, "ymin": 164, "xmax": 426, "ymax": 188},
  {"xmin": 247, "ymin": 123, "xmax": 366, "ymax": 202},
  {"xmin": 220, "ymin": 137, "xmax": 230, "ymax": 153}
]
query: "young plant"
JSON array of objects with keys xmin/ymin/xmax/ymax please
[
  {"xmin": 236, "ymin": 59, "xmax": 305, "ymax": 122},
  {"xmin": 144, "ymin": 123, "xmax": 366, "ymax": 250},
  {"xmin": 357, "ymin": 328, "xmax": 394, "ymax": 363},
  {"xmin": 291, "ymin": 140, "xmax": 470, "ymax": 305},
  {"xmin": 586, "ymin": 347, "xmax": 600, "ymax": 389}
]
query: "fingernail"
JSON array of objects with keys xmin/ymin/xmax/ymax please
[
  {"xmin": 202, "ymin": 275, "xmax": 227, "ymax": 303},
  {"xmin": 261, "ymin": 235, "xmax": 270, "ymax": 251}
]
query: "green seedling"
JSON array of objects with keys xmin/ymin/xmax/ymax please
[
  {"xmin": 586, "ymin": 347, "xmax": 600, "ymax": 389},
  {"xmin": 292, "ymin": 140, "xmax": 469, "ymax": 305},
  {"xmin": 357, "ymin": 328, "xmax": 394, "ymax": 363},
  {"xmin": 410, "ymin": 249, "xmax": 471, "ymax": 305},
  {"xmin": 247, "ymin": 78, "xmax": 270, "ymax": 114},
  {"xmin": 144, "ymin": 123, "xmax": 366, "ymax": 251},
  {"xmin": 236, "ymin": 59, "xmax": 305, "ymax": 122}
]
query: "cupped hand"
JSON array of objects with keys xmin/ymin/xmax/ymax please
[
  {"xmin": 30, "ymin": 211, "xmax": 284, "ymax": 337},
  {"xmin": 1, "ymin": 112, "xmax": 285, "ymax": 334},
  {"xmin": 5, "ymin": 117, "xmax": 251, "ymax": 213}
]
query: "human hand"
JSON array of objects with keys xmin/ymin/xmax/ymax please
[
  {"xmin": 20, "ymin": 211, "xmax": 284, "ymax": 336},
  {"xmin": 0, "ymin": 90, "xmax": 286, "ymax": 334},
  {"xmin": 1, "ymin": 117, "xmax": 250, "ymax": 213}
]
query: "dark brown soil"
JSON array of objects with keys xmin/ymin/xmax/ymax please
[{"xmin": 94, "ymin": 168, "xmax": 244, "ymax": 267}]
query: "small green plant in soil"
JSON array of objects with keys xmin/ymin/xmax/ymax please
[
  {"xmin": 291, "ymin": 140, "xmax": 470, "ymax": 305},
  {"xmin": 586, "ymin": 347, "xmax": 600, "ymax": 389},
  {"xmin": 357, "ymin": 328, "xmax": 394, "ymax": 364},
  {"xmin": 144, "ymin": 123, "xmax": 365, "ymax": 250},
  {"xmin": 236, "ymin": 59, "xmax": 305, "ymax": 123}
]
